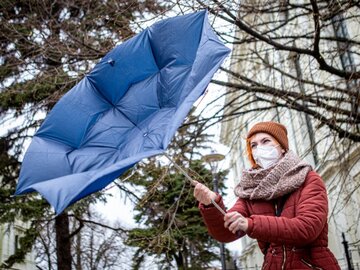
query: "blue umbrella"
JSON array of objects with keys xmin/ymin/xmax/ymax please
[{"xmin": 15, "ymin": 10, "xmax": 230, "ymax": 214}]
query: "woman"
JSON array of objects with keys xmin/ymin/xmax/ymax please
[{"xmin": 194, "ymin": 121, "xmax": 340, "ymax": 270}]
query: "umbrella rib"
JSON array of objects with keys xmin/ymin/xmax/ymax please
[{"xmin": 86, "ymin": 76, "xmax": 140, "ymax": 128}]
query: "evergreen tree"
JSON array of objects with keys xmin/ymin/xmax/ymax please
[
  {"xmin": 125, "ymin": 114, "xmax": 228, "ymax": 269},
  {"xmin": 0, "ymin": 1, "xmax": 165, "ymax": 268}
]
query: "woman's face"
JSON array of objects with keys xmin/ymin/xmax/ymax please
[{"xmin": 249, "ymin": 132, "xmax": 285, "ymax": 156}]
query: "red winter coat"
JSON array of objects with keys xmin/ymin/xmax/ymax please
[{"xmin": 199, "ymin": 171, "xmax": 340, "ymax": 270}]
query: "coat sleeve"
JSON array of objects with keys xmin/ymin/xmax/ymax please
[
  {"xmin": 246, "ymin": 171, "xmax": 328, "ymax": 246},
  {"xmin": 199, "ymin": 194, "xmax": 250, "ymax": 243}
]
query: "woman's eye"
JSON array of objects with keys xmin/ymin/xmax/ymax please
[{"xmin": 251, "ymin": 144, "xmax": 256, "ymax": 149}]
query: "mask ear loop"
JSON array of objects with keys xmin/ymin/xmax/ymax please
[{"xmin": 274, "ymin": 144, "xmax": 286, "ymax": 154}]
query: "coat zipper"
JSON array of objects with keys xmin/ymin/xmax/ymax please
[
  {"xmin": 274, "ymin": 201, "xmax": 287, "ymax": 270},
  {"xmin": 300, "ymin": 259, "xmax": 323, "ymax": 270},
  {"xmin": 281, "ymin": 245, "xmax": 286, "ymax": 270}
]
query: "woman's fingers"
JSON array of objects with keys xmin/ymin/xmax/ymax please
[
  {"xmin": 228, "ymin": 218, "xmax": 243, "ymax": 233},
  {"xmin": 194, "ymin": 183, "xmax": 207, "ymax": 199},
  {"xmin": 224, "ymin": 212, "xmax": 239, "ymax": 227},
  {"xmin": 224, "ymin": 212, "xmax": 248, "ymax": 233},
  {"xmin": 193, "ymin": 182, "xmax": 216, "ymax": 205}
]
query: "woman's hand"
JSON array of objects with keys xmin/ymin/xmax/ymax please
[
  {"xmin": 193, "ymin": 181, "xmax": 217, "ymax": 206},
  {"xmin": 224, "ymin": 212, "xmax": 248, "ymax": 234}
]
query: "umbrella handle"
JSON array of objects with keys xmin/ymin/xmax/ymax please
[{"xmin": 163, "ymin": 153, "xmax": 226, "ymax": 216}]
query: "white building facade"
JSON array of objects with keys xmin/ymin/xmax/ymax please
[
  {"xmin": 0, "ymin": 221, "xmax": 36, "ymax": 270},
  {"xmin": 220, "ymin": 1, "xmax": 360, "ymax": 269}
]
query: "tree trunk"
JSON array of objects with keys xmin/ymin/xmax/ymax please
[
  {"xmin": 55, "ymin": 212, "xmax": 72, "ymax": 270},
  {"xmin": 174, "ymin": 252, "xmax": 186, "ymax": 270}
]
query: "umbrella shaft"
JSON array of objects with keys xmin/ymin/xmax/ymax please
[
  {"xmin": 164, "ymin": 153, "xmax": 225, "ymax": 216},
  {"xmin": 164, "ymin": 153, "xmax": 196, "ymax": 185},
  {"xmin": 211, "ymin": 198, "xmax": 226, "ymax": 215}
]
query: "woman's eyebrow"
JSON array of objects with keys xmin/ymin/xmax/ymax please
[{"xmin": 260, "ymin": 136, "xmax": 271, "ymax": 142}]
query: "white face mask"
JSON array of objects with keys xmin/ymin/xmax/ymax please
[{"xmin": 252, "ymin": 145, "xmax": 282, "ymax": 169}]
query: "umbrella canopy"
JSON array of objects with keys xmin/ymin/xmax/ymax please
[{"xmin": 15, "ymin": 10, "xmax": 230, "ymax": 214}]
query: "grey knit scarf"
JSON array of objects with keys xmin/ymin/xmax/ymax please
[{"xmin": 234, "ymin": 151, "xmax": 312, "ymax": 200}]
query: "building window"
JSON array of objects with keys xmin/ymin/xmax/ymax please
[{"xmin": 14, "ymin": 234, "xmax": 19, "ymax": 251}]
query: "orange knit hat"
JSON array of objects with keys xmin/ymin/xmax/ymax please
[{"xmin": 246, "ymin": 121, "xmax": 289, "ymax": 168}]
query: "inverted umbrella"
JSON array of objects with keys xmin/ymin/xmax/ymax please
[{"xmin": 15, "ymin": 10, "xmax": 230, "ymax": 214}]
